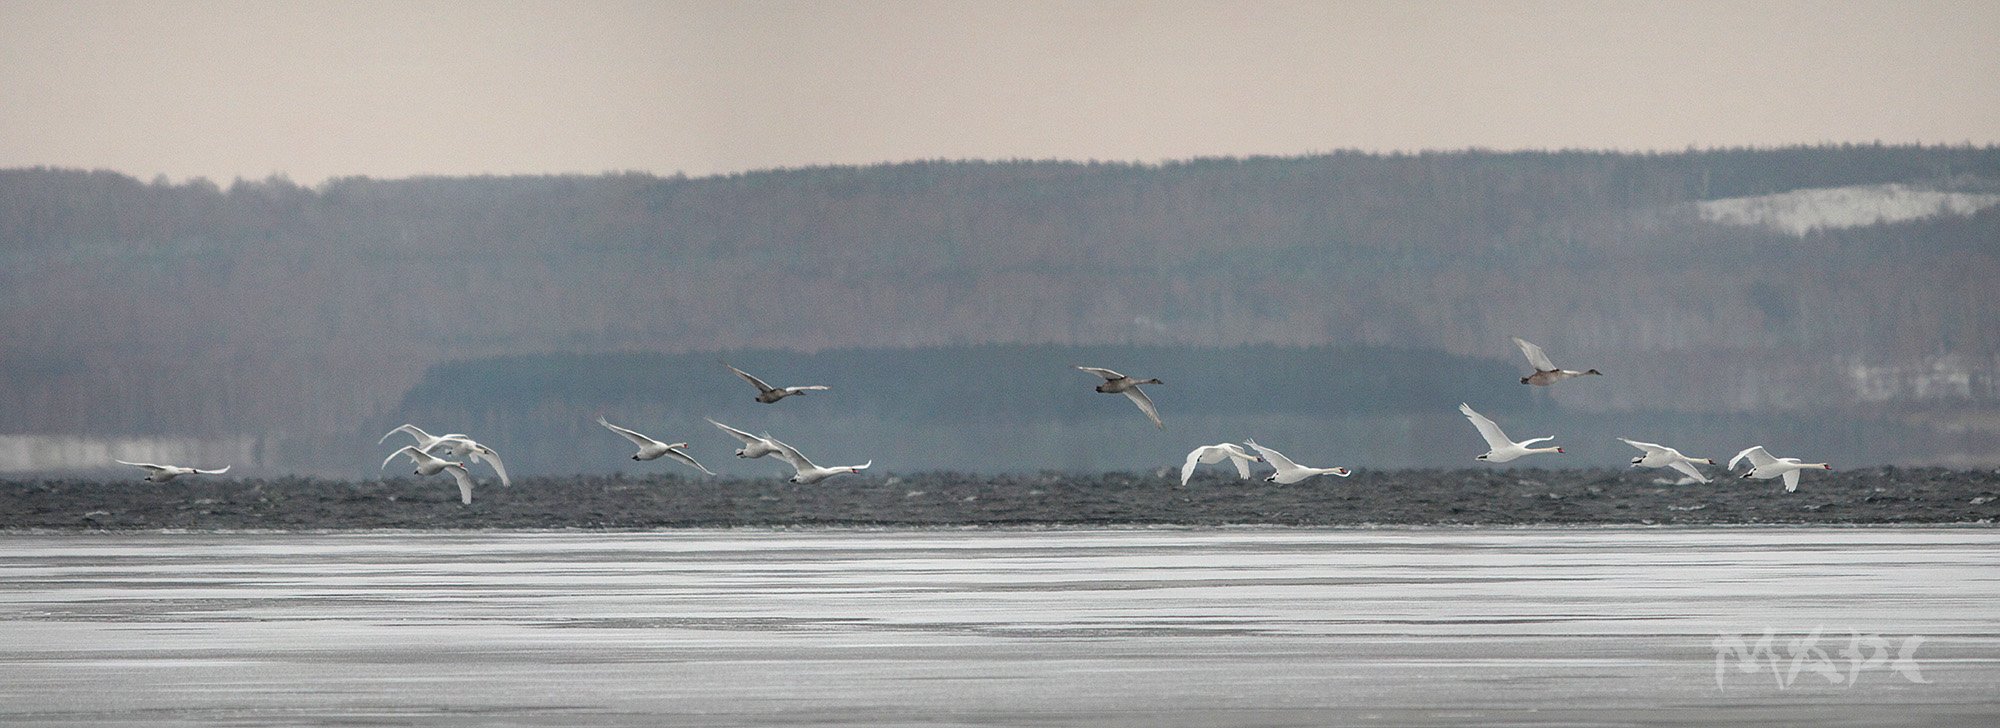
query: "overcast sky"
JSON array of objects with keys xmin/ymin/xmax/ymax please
[{"xmin": 3, "ymin": 0, "xmax": 1996, "ymax": 184}]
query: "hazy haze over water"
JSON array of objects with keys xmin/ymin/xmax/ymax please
[{"xmin": 2, "ymin": 0, "xmax": 1996, "ymax": 183}]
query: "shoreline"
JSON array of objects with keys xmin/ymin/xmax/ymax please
[{"xmin": 5, "ymin": 466, "xmax": 1996, "ymax": 530}]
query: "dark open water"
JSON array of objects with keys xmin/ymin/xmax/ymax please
[{"xmin": 2, "ymin": 527, "xmax": 1996, "ymax": 726}]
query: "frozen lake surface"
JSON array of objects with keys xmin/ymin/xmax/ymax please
[{"xmin": 2, "ymin": 527, "xmax": 1997, "ymax": 726}]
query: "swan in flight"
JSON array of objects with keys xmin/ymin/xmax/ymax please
[
  {"xmin": 1075, "ymin": 366, "xmax": 1164, "ymax": 429},
  {"xmin": 1460, "ymin": 403, "xmax": 1563, "ymax": 462},
  {"xmin": 598, "ymin": 417, "xmax": 715, "ymax": 475},
  {"xmin": 725, "ymin": 363, "xmax": 830, "ymax": 403},
  {"xmin": 1513, "ymin": 337, "xmax": 1601, "ymax": 386},
  {"xmin": 1728, "ymin": 445, "xmax": 1830, "ymax": 492},
  {"xmin": 1179, "ymin": 443, "xmax": 1263, "ymax": 485},
  {"xmin": 428, "ymin": 436, "xmax": 510, "ymax": 488},
  {"xmin": 381, "ymin": 445, "xmax": 477, "ymax": 504},
  {"xmin": 113, "ymin": 460, "xmax": 230, "ymax": 483},
  {"xmin": 707, "ymin": 417, "xmax": 785, "ymax": 459},
  {"xmin": 767, "ymin": 436, "xmax": 871, "ymax": 485},
  {"xmin": 378, "ymin": 423, "xmax": 464, "ymax": 453},
  {"xmin": 377, "ymin": 424, "xmax": 509, "ymax": 487},
  {"xmin": 1241, "ymin": 440, "xmax": 1349, "ymax": 484},
  {"xmin": 1618, "ymin": 438, "xmax": 1715, "ymax": 483}
]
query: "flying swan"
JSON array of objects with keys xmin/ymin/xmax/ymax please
[
  {"xmin": 1076, "ymin": 366, "xmax": 1165, "ymax": 430},
  {"xmin": 1460, "ymin": 402, "xmax": 1563, "ymax": 462},
  {"xmin": 598, "ymin": 417, "xmax": 715, "ymax": 475}
]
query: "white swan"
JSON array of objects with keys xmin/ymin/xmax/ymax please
[
  {"xmin": 378, "ymin": 424, "xmax": 508, "ymax": 487},
  {"xmin": 428, "ymin": 436, "xmax": 510, "ymax": 488},
  {"xmin": 1514, "ymin": 337, "xmax": 1602, "ymax": 386},
  {"xmin": 1179, "ymin": 443, "xmax": 1263, "ymax": 485},
  {"xmin": 113, "ymin": 460, "xmax": 230, "ymax": 483},
  {"xmin": 707, "ymin": 417, "xmax": 785, "ymax": 459},
  {"xmin": 1242, "ymin": 439, "xmax": 1350, "ymax": 484},
  {"xmin": 598, "ymin": 417, "xmax": 714, "ymax": 475},
  {"xmin": 1075, "ymin": 366, "xmax": 1164, "ymax": 429},
  {"xmin": 766, "ymin": 436, "xmax": 871, "ymax": 485},
  {"xmin": 725, "ymin": 363, "xmax": 830, "ymax": 403},
  {"xmin": 1460, "ymin": 402, "xmax": 1563, "ymax": 462},
  {"xmin": 378, "ymin": 423, "xmax": 464, "ymax": 453},
  {"xmin": 381, "ymin": 445, "xmax": 477, "ymax": 504},
  {"xmin": 1728, "ymin": 445, "xmax": 1830, "ymax": 492},
  {"xmin": 1618, "ymin": 438, "xmax": 1714, "ymax": 483}
]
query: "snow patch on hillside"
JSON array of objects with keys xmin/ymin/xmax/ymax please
[{"xmin": 1700, "ymin": 184, "xmax": 2000, "ymax": 236}]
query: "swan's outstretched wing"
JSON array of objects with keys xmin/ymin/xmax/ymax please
[
  {"xmin": 1228, "ymin": 447, "xmax": 1255, "ymax": 479},
  {"xmin": 1618, "ymin": 438, "xmax": 1667, "ymax": 455},
  {"xmin": 1782, "ymin": 469, "xmax": 1801, "ymax": 492},
  {"xmin": 114, "ymin": 460, "xmax": 167, "ymax": 472},
  {"xmin": 479, "ymin": 449, "xmax": 510, "ymax": 487},
  {"xmin": 1729, "ymin": 446, "xmax": 1774, "ymax": 471},
  {"xmin": 725, "ymin": 363, "xmax": 775, "ymax": 393},
  {"xmin": 1518, "ymin": 436, "xmax": 1556, "ymax": 447},
  {"xmin": 1243, "ymin": 439, "xmax": 1301, "ymax": 472},
  {"xmin": 1667, "ymin": 459, "xmax": 1709, "ymax": 483},
  {"xmin": 765, "ymin": 435, "xmax": 815, "ymax": 471},
  {"xmin": 1459, "ymin": 403, "xmax": 1513, "ymax": 450},
  {"xmin": 666, "ymin": 449, "xmax": 715, "ymax": 476},
  {"xmin": 1075, "ymin": 366, "xmax": 1125, "ymax": 381},
  {"xmin": 1122, "ymin": 388, "xmax": 1164, "ymax": 429},
  {"xmin": 443, "ymin": 464, "xmax": 475, "ymax": 505},
  {"xmin": 381, "ymin": 446, "xmax": 420, "ymax": 470},
  {"xmin": 1513, "ymin": 337, "xmax": 1557, "ymax": 371},
  {"xmin": 781, "ymin": 385, "xmax": 831, "ymax": 394},
  {"xmin": 378, "ymin": 424, "xmax": 429, "ymax": 446},
  {"xmin": 194, "ymin": 465, "xmax": 231, "ymax": 475},
  {"xmin": 1180, "ymin": 447, "xmax": 1209, "ymax": 485},
  {"xmin": 706, "ymin": 417, "xmax": 761, "ymax": 445},
  {"xmin": 598, "ymin": 417, "xmax": 660, "ymax": 448}
]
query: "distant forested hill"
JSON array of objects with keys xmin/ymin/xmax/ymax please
[{"xmin": 3, "ymin": 146, "xmax": 1998, "ymax": 474}]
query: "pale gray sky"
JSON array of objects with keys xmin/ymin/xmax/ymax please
[{"xmin": 3, "ymin": 0, "xmax": 1996, "ymax": 184}]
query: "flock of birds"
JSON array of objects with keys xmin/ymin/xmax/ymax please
[{"xmin": 112, "ymin": 339, "xmax": 1832, "ymax": 504}]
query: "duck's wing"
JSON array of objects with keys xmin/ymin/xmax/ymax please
[
  {"xmin": 114, "ymin": 459, "xmax": 168, "ymax": 472},
  {"xmin": 1729, "ymin": 446, "xmax": 1775, "ymax": 470},
  {"xmin": 598, "ymin": 417, "xmax": 660, "ymax": 448},
  {"xmin": 1074, "ymin": 366, "xmax": 1125, "ymax": 381},
  {"xmin": 1513, "ymin": 337, "xmax": 1558, "ymax": 371},
  {"xmin": 380, "ymin": 446, "xmax": 420, "ymax": 470},
  {"xmin": 444, "ymin": 464, "xmax": 475, "ymax": 504},
  {"xmin": 1782, "ymin": 469, "xmax": 1801, "ymax": 492},
  {"xmin": 725, "ymin": 363, "xmax": 775, "ymax": 393},
  {"xmin": 1243, "ymin": 439, "xmax": 1302, "ymax": 472},
  {"xmin": 1122, "ymin": 387, "xmax": 1164, "ymax": 429},
  {"xmin": 1459, "ymin": 403, "xmax": 1514, "ymax": 450},
  {"xmin": 666, "ymin": 448, "xmax": 715, "ymax": 476},
  {"xmin": 1666, "ymin": 458, "xmax": 1709, "ymax": 483}
]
